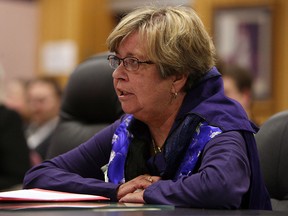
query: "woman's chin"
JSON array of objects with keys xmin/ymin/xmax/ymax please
[
  {"xmin": 121, "ymin": 106, "xmax": 142, "ymax": 117},
  {"xmin": 121, "ymin": 107, "xmax": 135, "ymax": 115}
]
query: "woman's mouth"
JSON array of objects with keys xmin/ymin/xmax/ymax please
[
  {"xmin": 120, "ymin": 90, "xmax": 127, "ymax": 96},
  {"xmin": 118, "ymin": 90, "xmax": 133, "ymax": 99}
]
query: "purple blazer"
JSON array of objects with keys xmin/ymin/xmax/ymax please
[{"xmin": 23, "ymin": 67, "xmax": 271, "ymax": 209}]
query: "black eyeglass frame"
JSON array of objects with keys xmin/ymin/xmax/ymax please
[{"xmin": 107, "ymin": 55, "xmax": 154, "ymax": 71}]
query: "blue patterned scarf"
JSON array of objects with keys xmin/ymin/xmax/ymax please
[
  {"xmin": 106, "ymin": 114, "xmax": 222, "ymax": 183},
  {"xmin": 107, "ymin": 115, "xmax": 133, "ymax": 184}
]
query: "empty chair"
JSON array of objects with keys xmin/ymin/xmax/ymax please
[
  {"xmin": 255, "ymin": 110, "xmax": 288, "ymax": 211},
  {"xmin": 46, "ymin": 53, "xmax": 123, "ymax": 159}
]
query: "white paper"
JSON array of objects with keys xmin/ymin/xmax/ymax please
[{"xmin": 41, "ymin": 40, "xmax": 78, "ymax": 75}]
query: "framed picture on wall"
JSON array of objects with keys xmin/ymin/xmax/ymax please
[{"xmin": 213, "ymin": 7, "xmax": 272, "ymax": 100}]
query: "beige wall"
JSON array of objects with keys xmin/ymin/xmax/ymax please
[{"xmin": 0, "ymin": 0, "xmax": 39, "ymax": 89}]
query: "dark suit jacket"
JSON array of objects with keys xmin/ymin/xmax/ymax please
[{"xmin": 0, "ymin": 105, "xmax": 31, "ymax": 190}]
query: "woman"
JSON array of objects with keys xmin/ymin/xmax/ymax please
[{"xmin": 23, "ymin": 6, "xmax": 271, "ymax": 209}]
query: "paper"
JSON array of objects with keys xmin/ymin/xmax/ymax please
[
  {"xmin": 41, "ymin": 40, "xmax": 78, "ymax": 75},
  {"xmin": 0, "ymin": 202, "xmax": 110, "ymax": 211},
  {"xmin": 0, "ymin": 188, "xmax": 109, "ymax": 202}
]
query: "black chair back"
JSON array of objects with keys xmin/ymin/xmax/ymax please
[
  {"xmin": 46, "ymin": 53, "xmax": 123, "ymax": 158},
  {"xmin": 255, "ymin": 110, "xmax": 288, "ymax": 210}
]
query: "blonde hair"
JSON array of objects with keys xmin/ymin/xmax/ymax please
[{"xmin": 107, "ymin": 6, "xmax": 216, "ymax": 90}]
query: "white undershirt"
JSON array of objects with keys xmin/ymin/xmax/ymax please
[{"xmin": 26, "ymin": 117, "xmax": 59, "ymax": 149}]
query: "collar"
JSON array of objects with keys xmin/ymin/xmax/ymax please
[{"xmin": 174, "ymin": 67, "xmax": 257, "ymax": 133}]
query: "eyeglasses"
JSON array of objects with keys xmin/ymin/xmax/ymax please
[{"xmin": 107, "ymin": 55, "xmax": 154, "ymax": 71}]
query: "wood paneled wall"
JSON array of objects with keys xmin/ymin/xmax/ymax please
[
  {"xmin": 37, "ymin": 0, "xmax": 288, "ymax": 123},
  {"xmin": 37, "ymin": 0, "xmax": 115, "ymax": 86},
  {"xmin": 194, "ymin": 0, "xmax": 288, "ymax": 124}
]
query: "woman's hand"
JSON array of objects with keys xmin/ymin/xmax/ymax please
[
  {"xmin": 119, "ymin": 188, "xmax": 145, "ymax": 203},
  {"xmin": 117, "ymin": 175, "xmax": 161, "ymax": 202}
]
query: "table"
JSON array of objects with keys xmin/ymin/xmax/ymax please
[{"xmin": 0, "ymin": 202, "xmax": 287, "ymax": 216}]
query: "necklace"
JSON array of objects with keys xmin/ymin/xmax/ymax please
[{"xmin": 152, "ymin": 139, "xmax": 162, "ymax": 154}]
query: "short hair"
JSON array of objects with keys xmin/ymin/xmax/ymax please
[
  {"xmin": 219, "ymin": 64, "xmax": 253, "ymax": 93},
  {"xmin": 27, "ymin": 77, "xmax": 62, "ymax": 99},
  {"xmin": 107, "ymin": 6, "xmax": 216, "ymax": 90}
]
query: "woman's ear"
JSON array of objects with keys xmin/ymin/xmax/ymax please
[{"xmin": 172, "ymin": 74, "xmax": 188, "ymax": 93}]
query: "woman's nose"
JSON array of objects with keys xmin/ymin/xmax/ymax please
[{"xmin": 112, "ymin": 65, "xmax": 128, "ymax": 80}]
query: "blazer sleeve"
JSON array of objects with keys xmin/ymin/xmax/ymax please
[
  {"xmin": 23, "ymin": 119, "xmax": 121, "ymax": 201},
  {"xmin": 144, "ymin": 131, "xmax": 251, "ymax": 209}
]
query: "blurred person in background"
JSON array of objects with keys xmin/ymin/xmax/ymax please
[
  {"xmin": 25, "ymin": 77, "xmax": 62, "ymax": 165},
  {"xmin": 3, "ymin": 78, "xmax": 31, "ymax": 128},
  {"xmin": 218, "ymin": 63, "xmax": 256, "ymax": 124},
  {"xmin": 0, "ymin": 69, "xmax": 30, "ymax": 190},
  {"xmin": 0, "ymin": 104, "xmax": 31, "ymax": 191},
  {"xmin": 221, "ymin": 65, "xmax": 253, "ymax": 116}
]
